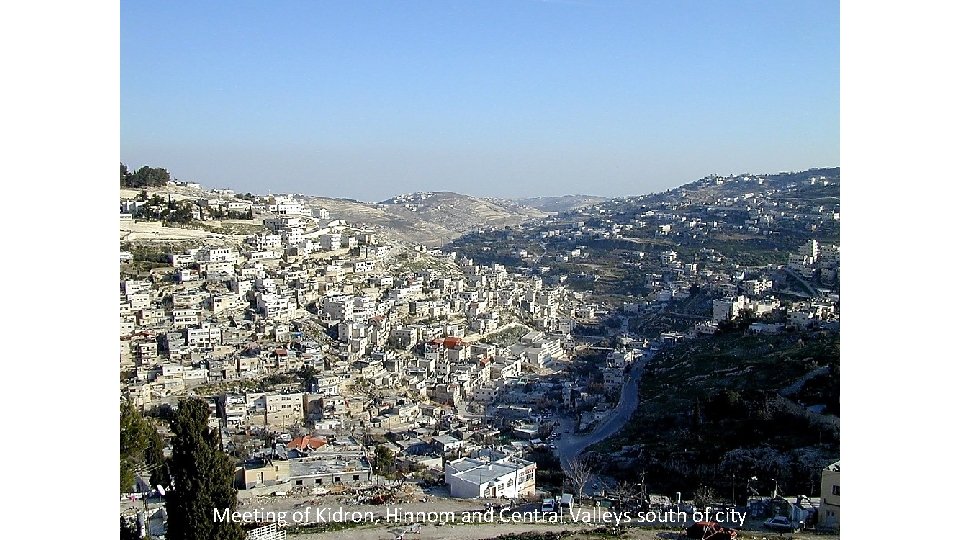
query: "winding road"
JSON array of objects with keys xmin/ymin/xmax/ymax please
[{"xmin": 555, "ymin": 356, "xmax": 647, "ymax": 474}]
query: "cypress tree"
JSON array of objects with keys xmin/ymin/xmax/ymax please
[{"xmin": 165, "ymin": 398, "xmax": 244, "ymax": 540}]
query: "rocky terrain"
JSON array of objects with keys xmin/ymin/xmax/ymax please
[
  {"xmin": 304, "ymin": 191, "xmax": 547, "ymax": 246},
  {"xmin": 120, "ymin": 185, "xmax": 548, "ymax": 248},
  {"xmin": 513, "ymin": 195, "xmax": 609, "ymax": 214}
]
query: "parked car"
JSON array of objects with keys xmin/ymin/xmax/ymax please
[{"xmin": 762, "ymin": 516, "xmax": 799, "ymax": 533}]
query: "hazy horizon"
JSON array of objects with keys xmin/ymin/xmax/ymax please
[
  {"xmin": 120, "ymin": 162, "xmax": 839, "ymax": 204},
  {"xmin": 122, "ymin": 1, "xmax": 839, "ymax": 202}
]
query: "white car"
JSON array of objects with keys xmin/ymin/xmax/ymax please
[{"xmin": 763, "ymin": 516, "xmax": 799, "ymax": 533}]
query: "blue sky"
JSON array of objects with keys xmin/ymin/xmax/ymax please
[{"xmin": 121, "ymin": 0, "xmax": 839, "ymax": 201}]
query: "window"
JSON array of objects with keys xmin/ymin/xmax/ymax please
[
  {"xmin": 832, "ymin": 485, "xmax": 840, "ymax": 496},
  {"xmin": 296, "ymin": 480, "xmax": 303, "ymax": 486},
  {"xmin": 353, "ymin": 475, "xmax": 360, "ymax": 481}
]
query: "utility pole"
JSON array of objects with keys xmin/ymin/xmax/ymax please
[
  {"xmin": 732, "ymin": 473, "xmax": 736, "ymax": 506},
  {"xmin": 142, "ymin": 492, "xmax": 152, "ymax": 540}
]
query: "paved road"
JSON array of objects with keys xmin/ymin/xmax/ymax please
[
  {"xmin": 555, "ymin": 356, "xmax": 646, "ymax": 474},
  {"xmin": 783, "ymin": 267, "xmax": 818, "ymax": 297}
]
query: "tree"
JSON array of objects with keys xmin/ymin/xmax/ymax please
[
  {"xmin": 693, "ymin": 485, "xmax": 716, "ymax": 509},
  {"xmin": 120, "ymin": 400, "xmax": 165, "ymax": 492},
  {"xmin": 121, "ymin": 162, "xmax": 131, "ymax": 186},
  {"xmin": 296, "ymin": 364, "xmax": 317, "ymax": 392},
  {"xmin": 608, "ymin": 480, "xmax": 637, "ymax": 509},
  {"xmin": 566, "ymin": 458, "xmax": 594, "ymax": 503},
  {"xmin": 372, "ymin": 445, "xmax": 396, "ymax": 478},
  {"xmin": 164, "ymin": 200, "xmax": 195, "ymax": 223},
  {"xmin": 165, "ymin": 398, "xmax": 244, "ymax": 540},
  {"xmin": 124, "ymin": 165, "xmax": 172, "ymax": 188},
  {"xmin": 120, "ymin": 516, "xmax": 140, "ymax": 540}
]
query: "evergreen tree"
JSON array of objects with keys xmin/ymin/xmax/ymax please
[
  {"xmin": 120, "ymin": 516, "xmax": 140, "ymax": 540},
  {"xmin": 121, "ymin": 162, "xmax": 131, "ymax": 186},
  {"xmin": 120, "ymin": 400, "xmax": 165, "ymax": 492},
  {"xmin": 124, "ymin": 165, "xmax": 172, "ymax": 188},
  {"xmin": 372, "ymin": 445, "xmax": 396, "ymax": 478},
  {"xmin": 165, "ymin": 398, "xmax": 244, "ymax": 540}
]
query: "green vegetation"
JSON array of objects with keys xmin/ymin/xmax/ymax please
[
  {"xmin": 526, "ymin": 447, "xmax": 565, "ymax": 491},
  {"xmin": 371, "ymin": 445, "xmax": 396, "ymax": 478},
  {"xmin": 120, "ymin": 516, "xmax": 140, "ymax": 540},
  {"xmin": 591, "ymin": 331, "xmax": 839, "ymax": 499},
  {"xmin": 195, "ymin": 374, "xmax": 298, "ymax": 395},
  {"xmin": 122, "ymin": 242, "xmax": 170, "ymax": 265},
  {"xmin": 390, "ymin": 252, "xmax": 460, "ymax": 275},
  {"xmin": 165, "ymin": 397, "xmax": 245, "ymax": 540},
  {"xmin": 200, "ymin": 205, "xmax": 255, "ymax": 221},
  {"xmin": 296, "ymin": 364, "xmax": 317, "ymax": 392},
  {"xmin": 195, "ymin": 220, "xmax": 263, "ymax": 236},
  {"xmin": 568, "ymin": 348, "xmax": 607, "ymax": 398},
  {"xmin": 284, "ymin": 519, "xmax": 370, "ymax": 535},
  {"xmin": 450, "ymin": 169, "xmax": 840, "ymax": 307},
  {"xmin": 120, "ymin": 400, "xmax": 165, "ymax": 492},
  {"xmin": 795, "ymin": 362, "xmax": 840, "ymax": 416},
  {"xmin": 122, "ymin": 163, "xmax": 172, "ymax": 188},
  {"xmin": 482, "ymin": 324, "xmax": 529, "ymax": 346}
]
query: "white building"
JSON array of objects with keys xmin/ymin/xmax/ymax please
[
  {"xmin": 187, "ymin": 323, "xmax": 222, "ymax": 350},
  {"xmin": 247, "ymin": 234, "xmax": 283, "ymax": 250},
  {"xmin": 819, "ymin": 461, "xmax": 840, "ymax": 530},
  {"xmin": 445, "ymin": 457, "xmax": 536, "ymax": 499},
  {"xmin": 264, "ymin": 392, "xmax": 304, "ymax": 430},
  {"xmin": 196, "ymin": 247, "xmax": 238, "ymax": 263},
  {"xmin": 172, "ymin": 309, "xmax": 201, "ymax": 328},
  {"xmin": 257, "ymin": 293, "xmax": 295, "ymax": 321},
  {"xmin": 263, "ymin": 215, "xmax": 304, "ymax": 232},
  {"xmin": 712, "ymin": 296, "xmax": 747, "ymax": 322}
]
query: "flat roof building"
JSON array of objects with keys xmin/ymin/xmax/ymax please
[{"xmin": 444, "ymin": 456, "xmax": 536, "ymax": 499}]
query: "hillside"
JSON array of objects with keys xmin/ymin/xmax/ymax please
[
  {"xmin": 304, "ymin": 192, "xmax": 547, "ymax": 246},
  {"xmin": 120, "ymin": 182, "xmax": 547, "ymax": 248},
  {"xmin": 449, "ymin": 167, "xmax": 840, "ymax": 299},
  {"xmin": 442, "ymin": 167, "xmax": 841, "ymax": 502},
  {"xmin": 588, "ymin": 329, "xmax": 840, "ymax": 499},
  {"xmin": 513, "ymin": 194, "xmax": 609, "ymax": 213}
]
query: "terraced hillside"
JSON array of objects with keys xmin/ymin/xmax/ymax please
[
  {"xmin": 589, "ymin": 329, "xmax": 840, "ymax": 499},
  {"xmin": 304, "ymin": 191, "xmax": 547, "ymax": 246}
]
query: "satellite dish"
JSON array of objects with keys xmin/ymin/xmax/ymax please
[{"xmin": 157, "ymin": 485, "xmax": 166, "ymax": 496}]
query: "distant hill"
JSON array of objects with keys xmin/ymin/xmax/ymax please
[
  {"xmin": 304, "ymin": 191, "xmax": 547, "ymax": 247},
  {"xmin": 448, "ymin": 166, "xmax": 840, "ymax": 296},
  {"xmin": 120, "ymin": 181, "xmax": 547, "ymax": 248},
  {"xmin": 651, "ymin": 167, "xmax": 841, "ymax": 207},
  {"xmin": 513, "ymin": 194, "xmax": 608, "ymax": 213}
]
